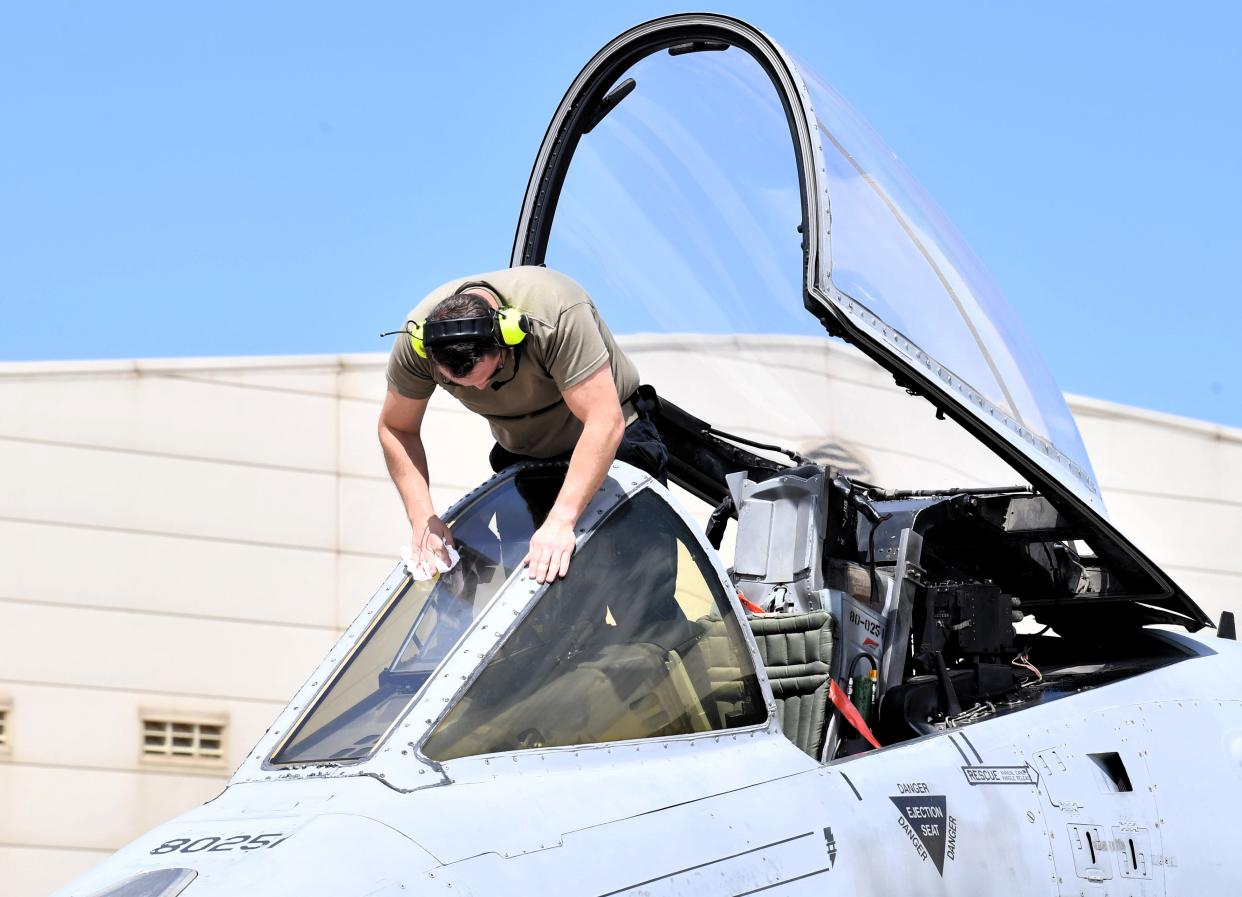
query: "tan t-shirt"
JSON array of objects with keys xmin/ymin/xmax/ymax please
[{"xmin": 386, "ymin": 266, "xmax": 641, "ymax": 457}]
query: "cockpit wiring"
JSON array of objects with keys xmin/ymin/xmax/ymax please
[
  {"xmin": 838, "ymin": 477, "xmax": 892, "ymax": 604},
  {"xmin": 1012, "ymin": 649, "xmax": 1043, "ymax": 686}
]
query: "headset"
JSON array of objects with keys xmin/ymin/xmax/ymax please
[{"xmin": 406, "ymin": 281, "xmax": 530, "ymax": 360}]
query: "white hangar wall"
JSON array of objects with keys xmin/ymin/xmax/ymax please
[{"xmin": 0, "ymin": 340, "xmax": 1238, "ymax": 895}]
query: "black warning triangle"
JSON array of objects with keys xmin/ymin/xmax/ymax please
[{"xmin": 889, "ymin": 795, "xmax": 948, "ymax": 875}]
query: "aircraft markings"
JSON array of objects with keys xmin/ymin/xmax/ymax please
[
  {"xmin": 890, "ymin": 792, "xmax": 956, "ymax": 876},
  {"xmin": 149, "ymin": 832, "xmax": 288, "ymax": 855},
  {"xmin": 961, "ymin": 764, "xmax": 1039, "ymax": 786},
  {"xmin": 957, "ymin": 733, "xmax": 984, "ymax": 764},
  {"xmin": 947, "ymin": 735, "xmax": 972, "ymax": 765}
]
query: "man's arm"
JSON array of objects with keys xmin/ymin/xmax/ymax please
[
  {"xmin": 378, "ymin": 386, "xmax": 454, "ymax": 566},
  {"xmin": 522, "ymin": 362, "xmax": 624, "ymax": 583}
]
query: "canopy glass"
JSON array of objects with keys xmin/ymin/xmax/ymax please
[
  {"xmin": 534, "ymin": 36, "xmax": 1099, "ymax": 506},
  {"xmin": 802, "ymin": 67, "xmax": 1094, "ymax": 494}
]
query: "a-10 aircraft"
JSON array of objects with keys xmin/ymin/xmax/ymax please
[{"xmin": 55, "ymin": 13, "xmax": 1239, "ymax": 897}]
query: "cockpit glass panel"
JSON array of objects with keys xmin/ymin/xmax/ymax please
[
  {"xmin": 800, "ymin": 66, "xmax": 1095, "ymax": 487},
  {"xmin": 546, "ymin": 46, "xmax": 808, "ymax": 336},
  {"xmin": 271, "ymin": 468, "xmax": 566, "ymax": 765},
  {"xmin": 540, "ymin": 44, "xmax": 1026, "ymax": 494},
  {"xmin": 422, "ymin": 489, "xmax": 767, "ymax": 761}
]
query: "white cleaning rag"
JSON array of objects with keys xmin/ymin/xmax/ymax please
[{"xmin": 401, "ymin": 544, "xmax": 462, "ymax": 582}]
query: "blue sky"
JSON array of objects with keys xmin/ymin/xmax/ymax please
[{"xmin": 2, "ymin": 2, "xmax": 1239, "ymax": 428}]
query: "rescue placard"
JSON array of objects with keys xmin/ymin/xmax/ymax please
[{"xmin": 961, "ymin": 765, "xmax": 1039, "ymax": 786}]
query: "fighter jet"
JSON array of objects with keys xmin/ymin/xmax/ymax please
[{"xmin": 53, "ymin": 13, "xmax": 1238, "ymax": 897}]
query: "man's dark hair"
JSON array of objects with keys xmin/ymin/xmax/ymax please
[{"xmin": 426, "ymin": 293, "xmax": 499, "ymax": 378}]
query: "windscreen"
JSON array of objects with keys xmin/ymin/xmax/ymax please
[
  {"xmin": 270, "ymin": 468, "xmax": 566, "ymax": 765},
  {"xmin": 423, "ymin": 489, "xmax": 767, "ymax": 761}
]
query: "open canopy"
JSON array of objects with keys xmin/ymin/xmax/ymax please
[{"xmin": 513, "ymin": 13, "xmax": 1100, "ymax": 514}]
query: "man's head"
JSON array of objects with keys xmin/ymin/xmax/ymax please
[{"xmin": 425, "ymin": 292, "xmax": 505, "ymax": 388}]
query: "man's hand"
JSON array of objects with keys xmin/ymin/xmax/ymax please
[
  {"xmin": 414, "ymin": 514, "xmax": 455, "ymax": 571},
  {"xmin": 518, "ymin": 363, "xmax": 624, "ymax": 585},
  {"xmin": 522, "ymin": 514, "xmax": 576, "ymax": 583}
]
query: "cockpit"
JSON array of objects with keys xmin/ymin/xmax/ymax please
[{"xmin": 269, "ymin": 443, "xmax": 1199, "ymax": 775}]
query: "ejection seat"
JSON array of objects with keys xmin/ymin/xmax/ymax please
[{"xmin": 747, "ymin": 612, "xmax": 834, "ymax": 759}]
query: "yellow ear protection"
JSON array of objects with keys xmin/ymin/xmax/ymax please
[
  {"xmin": 494, "ymin": 306, "xmax": 532, "ymax": 348},
  {"xmin": 407, "ymin": 306, "xmax": 530, "ymax": 359},
  {"xmin": 406, "ymin": 282, "xmax": 530, "ymax": 359}
]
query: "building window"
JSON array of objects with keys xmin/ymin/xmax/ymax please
[{"xmin": 141, "ymin": 716, "xmax": 225, "ymax": 763}]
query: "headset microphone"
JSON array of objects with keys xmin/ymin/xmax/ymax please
[{"xmin": 490, "ymin": 348, "xmax": 522, "ymax": 390}]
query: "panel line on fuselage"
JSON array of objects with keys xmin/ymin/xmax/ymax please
[
  {"xmin": 594, "ymin": 831, "xmax": 816, "ymax": 897},
  {"xmin": 731, "ymin": 867, "xmax": 833, "ymax": 896}
]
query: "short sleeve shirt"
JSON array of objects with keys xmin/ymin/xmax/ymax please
[{"xmin": 386, "ymin": 266, "xmax": 641, "ymax": 458}]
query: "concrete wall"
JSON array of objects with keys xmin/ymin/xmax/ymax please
[{"xmin": 1, "ymin": 343, "xmax": 1238, "ymax": 895}]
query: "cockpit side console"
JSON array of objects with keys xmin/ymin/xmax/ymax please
[{"xmin": 653, "ymin": 394, "xmax": 1197, "ymax": 759}]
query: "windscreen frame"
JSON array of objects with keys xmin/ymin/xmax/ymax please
[
  {"xmin": 512, "ymin": 13, "xmax": 828, "ymax": 306},
  {"xmin": 256, "ymin": 463, "xmax": 609, "ymax": 774}
]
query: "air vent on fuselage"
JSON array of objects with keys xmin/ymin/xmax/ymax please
[{"xmin": 1088, "ymin": 751, "xmax": 1133, "ymax": 792}]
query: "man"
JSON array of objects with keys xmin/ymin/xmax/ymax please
[{"xmin": 379, "ymin": 266, "xmax": 666, "ymax": 584}]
